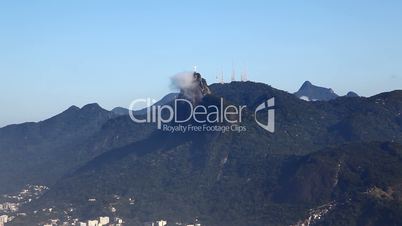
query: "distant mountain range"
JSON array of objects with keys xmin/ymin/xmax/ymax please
[
  {"xmin": 1, "ymin": 81, "xmax": 402, "ymax": 226},
  {"xmin": 294, "ymin": 81, "xmax": 359, "ymax": 101}
]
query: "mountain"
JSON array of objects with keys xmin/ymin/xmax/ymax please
[
  {"xmin": 345, "ymin": 91, "xmax": 359, "ymax": 97},
  {"xmin": 0, "ymin": 103, "xmax": 118, "ymax": 193},
  {"xmin": 0, "ymin": 92, "xmax": 183, "ymax": 195},
  {"xmin": 0, "ymin": 92, "xmax": 184, "ymax": 194},
  {"xmin": 12, "ymin": 81, "xmax": 402, "ymax": 226},
  {"xmin": 280, "ymin": 142, "xmax": 402, "ymax": 226},
  {"xmin": 0, "ymin": 103, "xmax": 155, "ymax": 196},
  {"xmin": 294, "ymin": 81, "xmax": 339, "ymax": 101}
]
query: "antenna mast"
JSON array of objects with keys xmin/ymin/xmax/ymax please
[
  {"xmin": 231, "ymin": 63, "xmax": 236, "ymax": 82},
  {"xmin": 220, "ymin": 71, "xmax": 224, "ymax": 84}
]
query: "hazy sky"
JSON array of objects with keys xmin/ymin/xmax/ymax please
[{"xmin": 1, "ymin": 0, "xmax": 402, "ymax": 127}]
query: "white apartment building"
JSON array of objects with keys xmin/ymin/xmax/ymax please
[
  {"xmin": 156, "ymin": 220, "xmax": 167, "ymax": 226},
  {"xmin": 99, "ymin": 216, "xmax": 110, "ymax": 225},
  {"xmin": 88, "ymin": 219, "xmax": 99, "ymax": 226},
  {"xmin": 0, "ymin": 215, "xmax": 8, "ymax": 224}
]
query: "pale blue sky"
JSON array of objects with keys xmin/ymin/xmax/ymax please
[{"xmin": 1, "ymin": 0, "xmax": 402, "ymax": 126}]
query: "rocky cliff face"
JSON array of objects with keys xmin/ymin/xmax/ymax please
[
  {"xmin": 178, "ymin": 72, "xmax": 211, "ymax": 103},
  {"xmin": 194, "ymin": 72, "xmax": 211, "ymax": 96}
]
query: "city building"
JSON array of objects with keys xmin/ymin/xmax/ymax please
[
  {"xmin": 0, "ymin": 215, "xmax": 8, "ymax": 224},
  {"xmin": 88, "ymin": 219, "xmax": 99, "ymax": 226},
  {"xmin": 99, "ymin": 216, "xmax": 110, "ymax": 225},
  {"xmin": 156, "ymin": 220, "xmax": 167, "ymax": 226}
]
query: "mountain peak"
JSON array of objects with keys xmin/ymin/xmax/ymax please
[
  {"xmin": 294, "ymin": 81, "xmax": 339, "ymax": 101},
  {"xmin": 81, "ymin": 103, "xmax": 104, "ymax": 111},
  {"xmin": 346, "ymin": 91, "xmax": 359, "ymax": 97},
  {"xmin": 66, "ymin": 105, "xmax": 80, "ymax": 111},
  {"xmin": 301, "ymin": 80, "xmax": 313, "ymax": 88}
]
